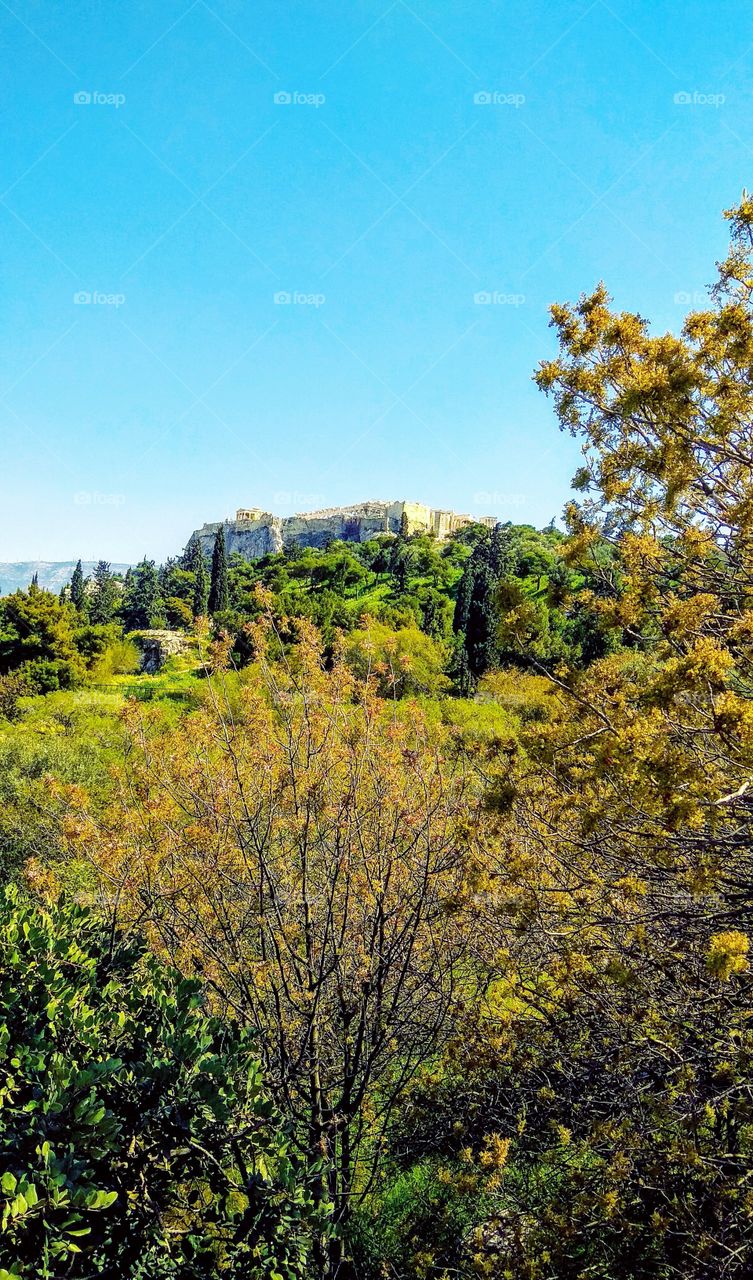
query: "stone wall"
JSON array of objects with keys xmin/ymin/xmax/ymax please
[{"xmin": 189, "ymin": 499, "xmax": 498, "ymax": 562}]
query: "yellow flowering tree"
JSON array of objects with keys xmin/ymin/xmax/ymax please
[{"xmin": 67, "ymin": 616, "xmax": 487, "ymax": 1277}]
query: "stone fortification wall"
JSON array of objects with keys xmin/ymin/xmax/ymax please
[{"xmin": 189, "ymin": 499, "xmax": 497, "ymax": 561}]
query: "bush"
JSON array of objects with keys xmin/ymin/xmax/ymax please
[
  {"xmin": 0, "ymin": 888, "xmax": 320, "ymax": 1278},
  {"xmin": 340, "ymin": 620, "xmax": 450, "ymax": 697},
  {"xmin": 90, "ymin": 637, "xmax": 141, "ymax": 680}
]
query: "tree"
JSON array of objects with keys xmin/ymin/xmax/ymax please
[
  {"xmin": 450, "ymin": 191, "xmax": 753, "ymax": 1278},
  {"xmin": 208, "ymin": 527, "xmax": 229, "ymax": 615},
  {"xmin": 0, "ymin": 885, "xmax": 320, "ymax": 1279},
  {"xmin": 69, "ymin": 559, "xmax": 87, "ymax": 613},
  {"xmin": 452, "ymin": 555, "xmax": 475, "ymax": 636},
  {"xmin": 0, "ymin": 588, "xmax": 85, "ymax": 691},
  {"xmin": 70, "ymin": 618, "xmax": 478, "ymax": 1276},
  {"xmin": 0, "ymin": 671, "xmax": 29, "ymax": 722},
  {"xmin": 190, "ymin": 540, "xmax": 209, "ymax": 617},
  {"xmin": 340, "ymin": 618, "xmax": 450, "ymax": 697},
  {"xmin": 120, "ymin": 559, "xmax": 164, "ymax": 631},
  {"xmin": 399, "ymin": 509, "xmax": 410, "ymax": 540},
  {"xmin": 346, "ymin": 194, "xmax": 753, "ymax": 1280},
  {"xmin": 389, "ymin": 539, "xmax": 414, "ymax": 594},
  {"xmin": 464, "ymin": 559, "xmax": 498, "ymax": 679},
  {"xmin": 453, "ymin": 545, "xmax": 499, "ymax": 683},
  {"xmin": 89, "ymin": 561, "xmax": 119, "ymax": 626},
  {"xmin": 488, "ymin": 522, "xmax": 519, "ymax": 578}
]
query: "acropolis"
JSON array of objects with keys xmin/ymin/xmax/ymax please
[{"xmin": 189, "ymin": 499, "xmax": 498, "ymax": 560}]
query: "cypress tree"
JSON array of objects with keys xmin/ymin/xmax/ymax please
[
  {"xmin": 465, "ymin": 560, "xmax": 498, "ymax": 679},
  {"xmin": 453, "ymin": 558, "xmax": 476, "ymax": 635},
  {"xmin": 453, "ymin": 541, "xmax": 501, "ymax": 684},
  {"xmin": 191, "ymin": 541, "xmax": 209, "ymax": 618},
  {"xmin": 70, "ymin": 560, "xmax": 86, "ymax": 612},
  {"xmin": 488, "ymin": 523, "xmax": 519, "ymax": 578},
  {"xmin": 208, "ymin": 528, "xmax": 229, "ymax": 615}
]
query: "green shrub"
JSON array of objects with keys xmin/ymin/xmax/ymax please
[{"xmin": 0, "ymin": 888, "xmax": 321, "ymax": 1278}]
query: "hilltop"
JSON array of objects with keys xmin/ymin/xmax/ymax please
[{"xmin": 189, "ymin": 498, "xmax": 498, "ymax": 561}]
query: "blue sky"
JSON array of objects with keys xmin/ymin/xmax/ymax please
[{"xmin": 1, "ymin": 0, "xmax": 751, "ymax": 562}]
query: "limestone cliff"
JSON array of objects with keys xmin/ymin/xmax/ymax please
[{"xmin": 188, "ymin": 500, "xmax": 497, "ymax": 561}]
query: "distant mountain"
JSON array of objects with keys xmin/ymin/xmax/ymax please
[{"xmin": 0, "ymin": 562, "xmax": 132, "ymax": 596}]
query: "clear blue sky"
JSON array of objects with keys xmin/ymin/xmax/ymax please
[{"xmin": 1, "ymin": 0, "xmax": 750, "ymax": 562}]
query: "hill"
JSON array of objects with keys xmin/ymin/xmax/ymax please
[{"xmin": 0, "ymin": 561, "xmax": 131, "ymax": 596}]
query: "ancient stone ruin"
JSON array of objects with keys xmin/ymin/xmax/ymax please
[{"xmin": 189, "ymin": 499, "xmax": 497, "ymax": 561}]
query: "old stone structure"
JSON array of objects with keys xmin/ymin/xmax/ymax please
[
  {"xmin": 189, "ymin": 500, "xmax": 497, "ymax": 561},
  {"xmin": 130, "ymin": 630, "xmax": 193, "ymax": 673}
]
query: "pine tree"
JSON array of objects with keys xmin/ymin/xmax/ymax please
[
  {"xmin": 30, "ymin": 573, "xmax": 39, "ymax": 591},
  {"xmin": 90, "ymin": 561, "xmax": 119, "ymax": 626},
  {"xmin": 70, "ymin": 560, "xmax": 87, "ymax": 612},
  {"xmin": 208, "ymin": 528, "xmax": 229, "ymax": 615}
]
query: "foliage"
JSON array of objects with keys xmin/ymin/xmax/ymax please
[
  {"xmin": 0, "ymin": 587, "xmax": 86, "ymax": 692},
  {"xmin": 63, "ymin": 616, "xmax": 486, "ymax": 1272},
  {"xmin": 339, "ymin": 618, "xmax": 451, "ymax": 697},
  {"xmin": 190, "ymin": 542, "xmax": 209, "ymax": 619},
  {"xmin": 0, "ymin": 886, "xmax": 319, "ymax": 1279},
  {"xmin": 6, "ymin": 188, "xmax": 753, "ymax": 1280},
  {"xmin": 89, "ymin": 636, "xmax": 141, "ymax": 680},
  {"xmin": 68, "ymin": 560, "xmax": 86, "ymax": 613},
  {"xmin": 208, "ymin": 529, "xmax": 229, "ymax": 616},
  {"xmin": 120, "ymin": 560, "xmax": 165, "ymax": 631},
  {"xmin": 88, "ymin": 561, "xmax": 121, "ymax": 626}
]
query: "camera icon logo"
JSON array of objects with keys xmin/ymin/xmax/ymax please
[
  {"xmin": 73, "ymin": 91, "xmax": 92, "ymax": 105},
  {"xmin": 274, "ymin": 91, "xmax": 292, "ymax": 105}
]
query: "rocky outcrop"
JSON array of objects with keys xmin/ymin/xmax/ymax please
[
  {"xmin": 189, "ymin": 500, "xmax": 497, "ymax": 562},
  {"xmin": 130, "ymin": 630, "xmax": 192, "ymax": 673}
]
